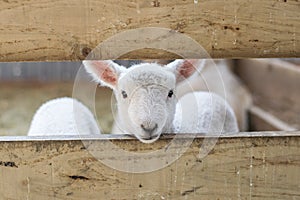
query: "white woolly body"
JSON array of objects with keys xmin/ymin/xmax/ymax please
[
  {"xmin": 173, "ymin": 92, "xmax": 239, "ymax": 133},
  {"xmin": 28, "ymin": 97, "xmax": 100, "ymax": 136}
]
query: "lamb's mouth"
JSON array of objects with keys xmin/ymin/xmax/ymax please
[{"xmin": 138, "ymin": 134, "xmax": 161, "ymax": 144}]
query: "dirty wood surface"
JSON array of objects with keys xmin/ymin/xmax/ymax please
[
  {"xmin": 0, "ymin": 131, "xmax": 299, "ymax": 199},
  {"xmin": 0, "ymin": 0, "xmax": 299, "ymax": 61}
]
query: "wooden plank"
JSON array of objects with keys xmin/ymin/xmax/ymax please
[
  {"xmin": 0, "ymin": 0, "xmax": 299, "ymax": 61},
  {"xmin": 235, "ymin": 59, "xmax": 300, "ymax": 130},
  {"xmin": 0, "ymin": 132, "xmax": 299, "ymax": 199}
]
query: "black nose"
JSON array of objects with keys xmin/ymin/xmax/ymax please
[{"xmin": 141, "ymin": 123, "xmax": 158, "ymax": 134}]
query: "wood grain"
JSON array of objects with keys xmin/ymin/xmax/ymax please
[
  {"xmin": 0, "ymin": 132, "xmax": 299, "ymax": 199},
  {"xmin": 0, "ymin": 0, "xmax": 299, "ymax": 61}
]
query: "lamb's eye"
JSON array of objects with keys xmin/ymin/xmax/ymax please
[
  {"xmin": 168, "ymin": 90, "xmax": 174, "ymax": 98},
  {"xmin": 121, "ymin": 90, "xmax": 127, "ymax": 99}
]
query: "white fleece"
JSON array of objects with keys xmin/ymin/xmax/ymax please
[
  {"xmin": 173, "ymin": 92, "xmax": 239, "ymax": 134},
  {"xmin": 28, "ymin": 97, "xmax": 100, "ymax": 136}
]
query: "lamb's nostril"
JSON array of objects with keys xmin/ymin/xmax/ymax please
[{"xmin": 141, "ymin": 123, "xmax": 158, "ymax": 134}]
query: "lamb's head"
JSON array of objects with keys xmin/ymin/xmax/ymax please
[{"xmin": 83, "ymin": 59, "xmax": 199, "ymax": 143}]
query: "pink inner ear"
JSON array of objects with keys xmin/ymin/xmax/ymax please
[
  {"xmin": 179, "ymin": 60, "xmax": 196, "ymax": 78},
  {"xmin": 101, "ymin": 68, "xmax": 117, "ymax": 85},
  {"xmin": 92, "ymin": 61, "xmax": 117, "ymax": 86}
]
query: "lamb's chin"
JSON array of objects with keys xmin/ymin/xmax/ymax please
[{"xmin": 137, "ymin": 135, "xmax": 161, "ymax": 144}]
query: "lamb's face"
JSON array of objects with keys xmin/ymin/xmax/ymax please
[
  {"xmin": 115, "ymin": 64, "xmax": 177, "ymax": 143},
  {"xmin": 83, "ymin": 59, "xmax": 200, "ymax": 143}
]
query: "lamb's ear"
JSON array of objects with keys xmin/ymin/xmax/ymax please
[
  {"xmin": 166, "ymin": 59, "xmax": 204, "ymax": 83},
  {"xmin": 83, "ymin": 60, "xmax": 126, "ymax": 89}
]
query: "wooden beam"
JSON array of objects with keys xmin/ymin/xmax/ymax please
[
  {"xmin": 0, "ymin": 0, "xmax": 299, "ymax": 61},
  {"xmin": 0, "ymin": 132, "xmax": 299, "ymax": 199},
  {"xmin": 235, "ymin": 59, "xmax": 300, "ymax": 130},
  {"xmin": 249, "ymin": 106, "xmax": 297, "ymax": 131}
]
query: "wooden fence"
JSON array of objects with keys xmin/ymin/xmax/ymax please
[
  {"xmin": 0, "ymin": 0, "xmax": 299, "ymax": 199},
  {"xmin": 0, "ymin": 132, "xmax": 299, "ymax": 200},
  {"xmin": 0, "ymin": 0, "xmax": 299, "ymax": 61}
]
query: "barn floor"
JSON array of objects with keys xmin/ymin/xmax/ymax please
[{"xmin": 0, "ymin": 82, "xmax": 113, "ymax": 136}]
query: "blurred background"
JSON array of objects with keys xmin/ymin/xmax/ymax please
[{"xmin": 0, "ymin": 59, "xmax": 299, "ymax": 136}]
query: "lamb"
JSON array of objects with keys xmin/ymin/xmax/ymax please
[
  {"xmin": 83, "ymin": 59, "xmax": 238, "ymax": 143},
  {"xmin": 28, "ymin": 97, "xmax": 101, "ymax": 136},
  {"xmin": 116, "ymin": 59, "xmax": 252, "ymax": 131}
]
